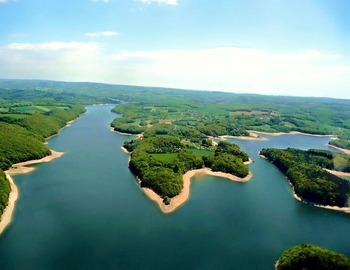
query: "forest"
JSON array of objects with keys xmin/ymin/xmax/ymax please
[
  {"xmin": 125, "ymin": 136, "xmax": 249, "ymax": 204},
  {"xmin": 2, "ymin": 79, "xmax": 350, "ymax": 150},
  {"xmin": 260, "ymin": 148, "xmax": 350, "ymax": 207},
  {"xmin": 276, "ymin": 244, "xmax": 350, "ymax": 270}
]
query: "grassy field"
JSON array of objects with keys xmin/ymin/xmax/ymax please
[
  {"xmin": 151, "ymin": 153, "xmax": 178, "ymax": 163},
  {"xmin": 151, "ymin": 149, "xmax": 214, "ymax": 164},
  {"xmin": 190, "ymin": 149, "xmax": 214, "ymax": 157},
  {"xmin": 12, "ymin": 105, "xmax": 69, "ymax": 113}
]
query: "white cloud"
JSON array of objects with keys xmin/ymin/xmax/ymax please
[
  {"xmin": 85, "ymin": 31, "xmax": 119, "ymax": 37},
  {"xmin": 0, "ymin": 42, "xmax": 100, "ymax": 81},
  {"xmin": 1, "ymin": 44, "xmax": 350, "ymax": 99},
  {"xmin": 140, "ymin": 0, "xmax": 177, "ymax": 6},
  {"xmin": 0, "ymin": 0, "xmax": 14, "ymax": 3}
]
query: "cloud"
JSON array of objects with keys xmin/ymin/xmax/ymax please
[
  {"xmin": 0, "ymin": 42, "xmax": 100, "ymax": 81},
  {"xmin": 1, "ymin": 43, "xmax": 350, "ymax": 98},
  {"xmin": 109, "ymin": 47, "xmax": 350, "ymax": 98},
  {"xmin": 91, "ymin": 0, "xmax": 109, "ymax": 3},
  {"xmin": 0, "ymin": 0, "xmax": 14, "ymax": 3},
  {"xmin": 85, "ymin": 31, "xmax": 119, "ymax": 37},
  {"xmin": 140, "ymin": 0, "xmax": 177, "ymax": 6}
]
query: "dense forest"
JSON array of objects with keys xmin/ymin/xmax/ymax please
[
  {"xmin": 276, "ymin": 244, "xmax": 350, "ymax": 270},
  {"xmin": 0, "ymin": 170, "xmax": 10, "ymax": 217},
  {"xmin": 260, "ymin": 148, "xmax": 350, "ymax": 207},
  {"xmin": 125, "ymin": 136, "xmax": 249, "ymax": 204},
  {"xmin": 2, "ymin": 79, "xmax": 350, "ymax": 150}
]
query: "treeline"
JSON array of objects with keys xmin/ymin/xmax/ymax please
[
  {"xmin": 202, "ymin": 141, "xmax": 249, "ymax": 178},
  {"xmin": 0, "ymin": 105, "xmax": 85, "ymax": 140},
  {"xmin": 0, "ymin": 122, "xmax": 51, "ymax": 170},
  {"xmin": 277, "ymin": 244, "xmax": 350, "ymax": 270},
  {"xmin": 260, "ymin": 148, "xmax": 350, "ymax": 207},
  {"xmin": 0, "ymin": 169, "xmax": 11, "ymax": 216},
  {"xmin": 126, "ymin": 136, "xmax": 249, "ymax": 204}
]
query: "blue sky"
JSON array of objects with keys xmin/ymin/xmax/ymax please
[{"xmin": 1, "ymin": 0, "xmax": 350, "ymax": 98}]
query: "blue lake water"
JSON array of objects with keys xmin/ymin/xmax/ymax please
[{"xmin": 0, "ymin": 105, "xmax": 349, "ymax": 270}]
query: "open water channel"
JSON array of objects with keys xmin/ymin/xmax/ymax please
[{"xmin": 0, "ymin": 105, "xmax": 349, "ymax": 270}]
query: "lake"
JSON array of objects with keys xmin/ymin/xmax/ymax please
[{"xmin": 0, "ymin": 105, "xmax": 349, "ymax": 270}]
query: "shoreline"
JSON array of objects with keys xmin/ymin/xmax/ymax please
[
  {"xmin": 250, "ymin": 130, "xmax": 335, "ymax": 138},
  {"xmin": 325, "ymin": 169, "xmax": 350, "ymax": 177},
  {"xmin": 327, "ymin": 144, "xmax": 350, "ymax": 155},
  {"xmin": 260, "ymin": 155, "xmax": 350, "ymax": 214},
  {"xmin": 217, "ymin": 132, "xmax": 267, "ymax": 141},
  {"xmin": 0, "ymin": 149, "xmax": 64, "ymax": 235},
  {"xmin": 292, "ymin": 188, "xmax": 350, "ymax": 214},
  {"xmin": 0, "ymin": 173, "xmax": 18, "ymax": 234},
  {"xmin": 143, "ymin": 168, "xmax": 253, "ymax": 214},
  {"xmin": 45, "ymin": 114, "xmax": 84, "ymax": 143},
  {"xmin": 6, "ymin": 150, "xmax": 64, "ymax": 175},
  {"xmin": 110, "ymin": 127, "xmax": 143, "ymax": 139},
  {"xmin": 216, "ymin": 129, "xmax": 334, "ymax": 141}
]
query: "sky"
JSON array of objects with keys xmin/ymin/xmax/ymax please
[{"xmin": 1, "ymin": 0, "xmax": 350, "ymax": 99}]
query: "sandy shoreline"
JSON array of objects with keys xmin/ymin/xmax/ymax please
[
  {"xmin": 216, "ymin": 130, "xmax": 333, "ymax": 141},
  {"xmin": 250, "ymin": 130, "xmax": 335, "ymax": 138},
  {"xmin": 120, "ymin": 146, "xmax": 131, "ymax": 154},
  {"xmin": 292, "ymin": 189, "xmax": 350, "ymax": 214},
  {"xmin": 325, "ymin": 169, "xmax": 350, "ymax": 177},
  {"xmin": 0, "ymin": 173, "xmax": 18, "ymax": 234},
  {"xmin": 218, "ymin": 132, "xmax": 267, "ymax": 141},
  {"xmin": 6, "ymin": 150, "xmax": 64, "ymax": 175},
  {"xmin": 110, "ymin": 127, "xmax": 143, "ymax": 139},
  {"xmin": 0, "ymin": 150, "xmax": 64, "ymax": 235},
  {"xmin": 327, "ymin": 144, "xmax": 350, "ymax": 155},
  {"xmin": 143, "ymin": 168, "xmax": 253, "ymax": 214}
]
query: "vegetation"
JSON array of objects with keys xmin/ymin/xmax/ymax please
[
  {"xmin": 125, "ymin": 135, "xmax": 249, "ymax": 204},
  {"xmin": 0, "ymin": 122, "xmax": 50, "ymax": 170},
  {"xmin": 3, "ymin": 79, "xmax": 350, "ymax": 148},
  {"xmin": 260, "ymin": 148, "xmax": 350, "ymax": 207},
  {"xmin": 0, "ymin": 169, "xmax": 11, "ymax": 216},
  {"xmin": 277, "ymin": 244, "xmax": 350, "ymax": 270}
]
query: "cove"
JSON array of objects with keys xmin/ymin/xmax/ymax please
[{"xmin": 0, "ymin": 105, "xmax": 349, "ymax": 270}]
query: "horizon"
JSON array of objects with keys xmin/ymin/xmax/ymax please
[
  {"xmin": 1, "ymin": 0, "xmax": 350, "ymax": 99},
  {"xmin": 2, "ymin": 77, "xmax": 350, "ymax": 101}
]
